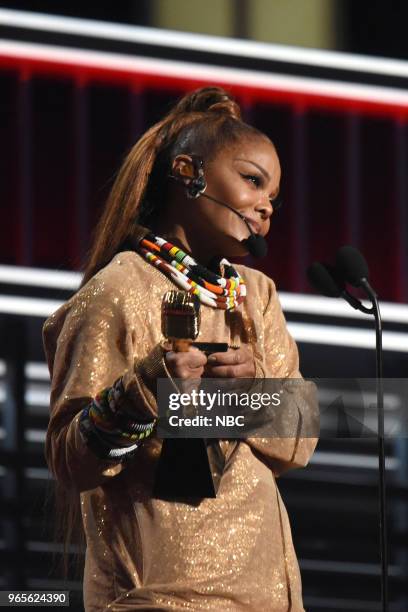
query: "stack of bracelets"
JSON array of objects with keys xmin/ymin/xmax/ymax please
[{"xmin": 79, "ymin": 376, "xmax": 157, "ymax": 461}]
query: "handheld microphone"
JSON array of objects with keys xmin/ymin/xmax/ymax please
[{"xmin": 153, "ymin": 290, "xmax": 225, "ymax": 501}]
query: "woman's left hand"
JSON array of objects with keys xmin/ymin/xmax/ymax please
[{"xmin": 204, "ymin": 345, "xmax": 255, "ymax": 378}]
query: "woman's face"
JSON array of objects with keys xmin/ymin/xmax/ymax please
[{"xmin": 166, "ymin": 136, "xmax": 281, "ymax": 262}]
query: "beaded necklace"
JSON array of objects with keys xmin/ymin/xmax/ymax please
[{"xmin": 136, "ymin": 232, "xmax": 246, "ymax": 310}]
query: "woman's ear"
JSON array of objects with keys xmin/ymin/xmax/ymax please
[
  {"xmin": 172, "ymin": 155, "xmax": 195, "ymax": 180},
  {"xmin": 170, "ymin": 155, "xmax": 206, "ymax": 199}
]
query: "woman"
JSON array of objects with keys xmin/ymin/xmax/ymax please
[{"xmin": 44, "ymin": 86, "xmax": 319, "ymax": 611}]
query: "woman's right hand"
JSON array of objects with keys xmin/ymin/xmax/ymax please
[{"xmin": 164, "ymin": 346, "xmax": 207, "ymax": 380}]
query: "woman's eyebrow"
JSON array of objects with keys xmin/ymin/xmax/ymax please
[{"xmin": 234, "ymin": 158, "xmax": 271, "ymax": 181}]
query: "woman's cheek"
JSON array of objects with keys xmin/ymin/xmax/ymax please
[
  {"xmin": 232, "ymin": 190, "xmax": 253, "ymax": 211},
  {"xmin": 262, "ymin": 218, "xmax": 271, "ymax": 236}
]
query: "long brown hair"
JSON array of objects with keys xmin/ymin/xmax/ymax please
[{"xmin": 53, "ymin": 86, "xmax": 269, "ymax": 579}]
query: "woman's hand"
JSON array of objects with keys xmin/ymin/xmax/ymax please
[
  {"xmin": 164, "ymin": 346, "xmax": 207, "ymax": 380},
  {"xmin": 204, "ymin": 345, "xmax": 255, "ymax": 378}
]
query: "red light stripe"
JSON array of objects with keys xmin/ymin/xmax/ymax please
[{"xmin": 1, "ymin": 53, "xmax": 408, "ymax": 119}]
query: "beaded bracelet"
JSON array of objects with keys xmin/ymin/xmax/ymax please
[
  {"xmin": 79, "ymin": 404, "xmax": 140, "ymax": 461},
  {"xmin": 88, "ymin": 376, "xmax": 157, "ymax": 440},
  {"xmin": 80, "ymin": 375, "xmax": 157, "ymax": 460}
]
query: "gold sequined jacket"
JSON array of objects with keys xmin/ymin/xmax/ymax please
[{"xmin": 43, "ymin": 237, "xmax": 319, "ymax": 612}]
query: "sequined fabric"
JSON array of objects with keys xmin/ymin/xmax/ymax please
[{"xmin": 43, "ymin": 243, "xmax": 319, "ymax": 612}]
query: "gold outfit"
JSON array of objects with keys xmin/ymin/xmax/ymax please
[{"xmin": 43, "ymin": 235, "xmax": 319, "ymax": 611}]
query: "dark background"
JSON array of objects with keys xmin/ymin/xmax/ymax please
[{"xmin": 0, "ymin": 0, "xmax": 408, "ymax": 59}]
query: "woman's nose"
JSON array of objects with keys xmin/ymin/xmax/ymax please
[{"xmin": 255, "ymin": 194, "xmax": 273, "ymax": 219}]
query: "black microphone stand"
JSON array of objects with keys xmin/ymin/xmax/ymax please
[
  {"xmin": 360, "ymin": 278, "xmax": 388, "ymax": 612},
  {"xmin": 308, "ymin": 258, "xmax": 388, "ymax": 611}
]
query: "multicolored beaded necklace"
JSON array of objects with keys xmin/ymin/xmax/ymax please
[{"xmin": 136, "ymin": 232, "xmax": 246, "ymax": 310}]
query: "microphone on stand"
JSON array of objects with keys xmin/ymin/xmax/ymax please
[
  {"xmin": 307, "ymin": 261, "xmax": 373, "ymax": 314},
  {"xmin": 336, "ymin": 245, "xmax": 370, "ymax": 289},
  {"xmin": 152, "ymin": 290, "xmax": 226, "ymax": 501},
  {"xmin": 336, "ymin": 245, "xmax": 388, "ymax": 612},
  {"xmin": 307, "ymin": 247, "xmax": 388, "ymax": 612}
]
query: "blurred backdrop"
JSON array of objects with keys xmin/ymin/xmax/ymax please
[{"xmin": 0, "ymin": 2, "xmax": 408, "ymax": 611}]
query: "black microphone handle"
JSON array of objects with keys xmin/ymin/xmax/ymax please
[{"xmin": 153, "ymin": 290, "xmax": 220, "ymax": 501}]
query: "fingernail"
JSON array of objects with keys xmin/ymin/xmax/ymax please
[{"xmin": 208, "ymin": 355, "xmax": 217, "ymax": 363}]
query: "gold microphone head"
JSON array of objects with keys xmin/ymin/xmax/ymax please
[{"xmin": 161, "ymin": 291, "xmax": 201, "ymax": 349}]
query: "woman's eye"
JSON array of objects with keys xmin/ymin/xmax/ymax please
[{"xmin": 242, "ymin": 174, "xmax": 261, "ymax": 187}]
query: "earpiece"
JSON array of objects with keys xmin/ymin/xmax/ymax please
[
  {"xmin": 170, "ymin": 156, "xmax": 207, "ymax": 199},
  {"xmin": 185, "ymin": 172, "xmax": 207, "ymax": 199}
]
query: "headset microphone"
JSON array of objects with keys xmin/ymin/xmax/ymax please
[
  {"xmin": 199, "ymin": 192, "xmax": 268, "ymax": 258},
  {"xmin": 168, "ymin": 168, "xmax": 268, "ymax": 259},
  {"xmin": 169, "ymin": 155, "xmax": 268, "ymax": 258}
]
